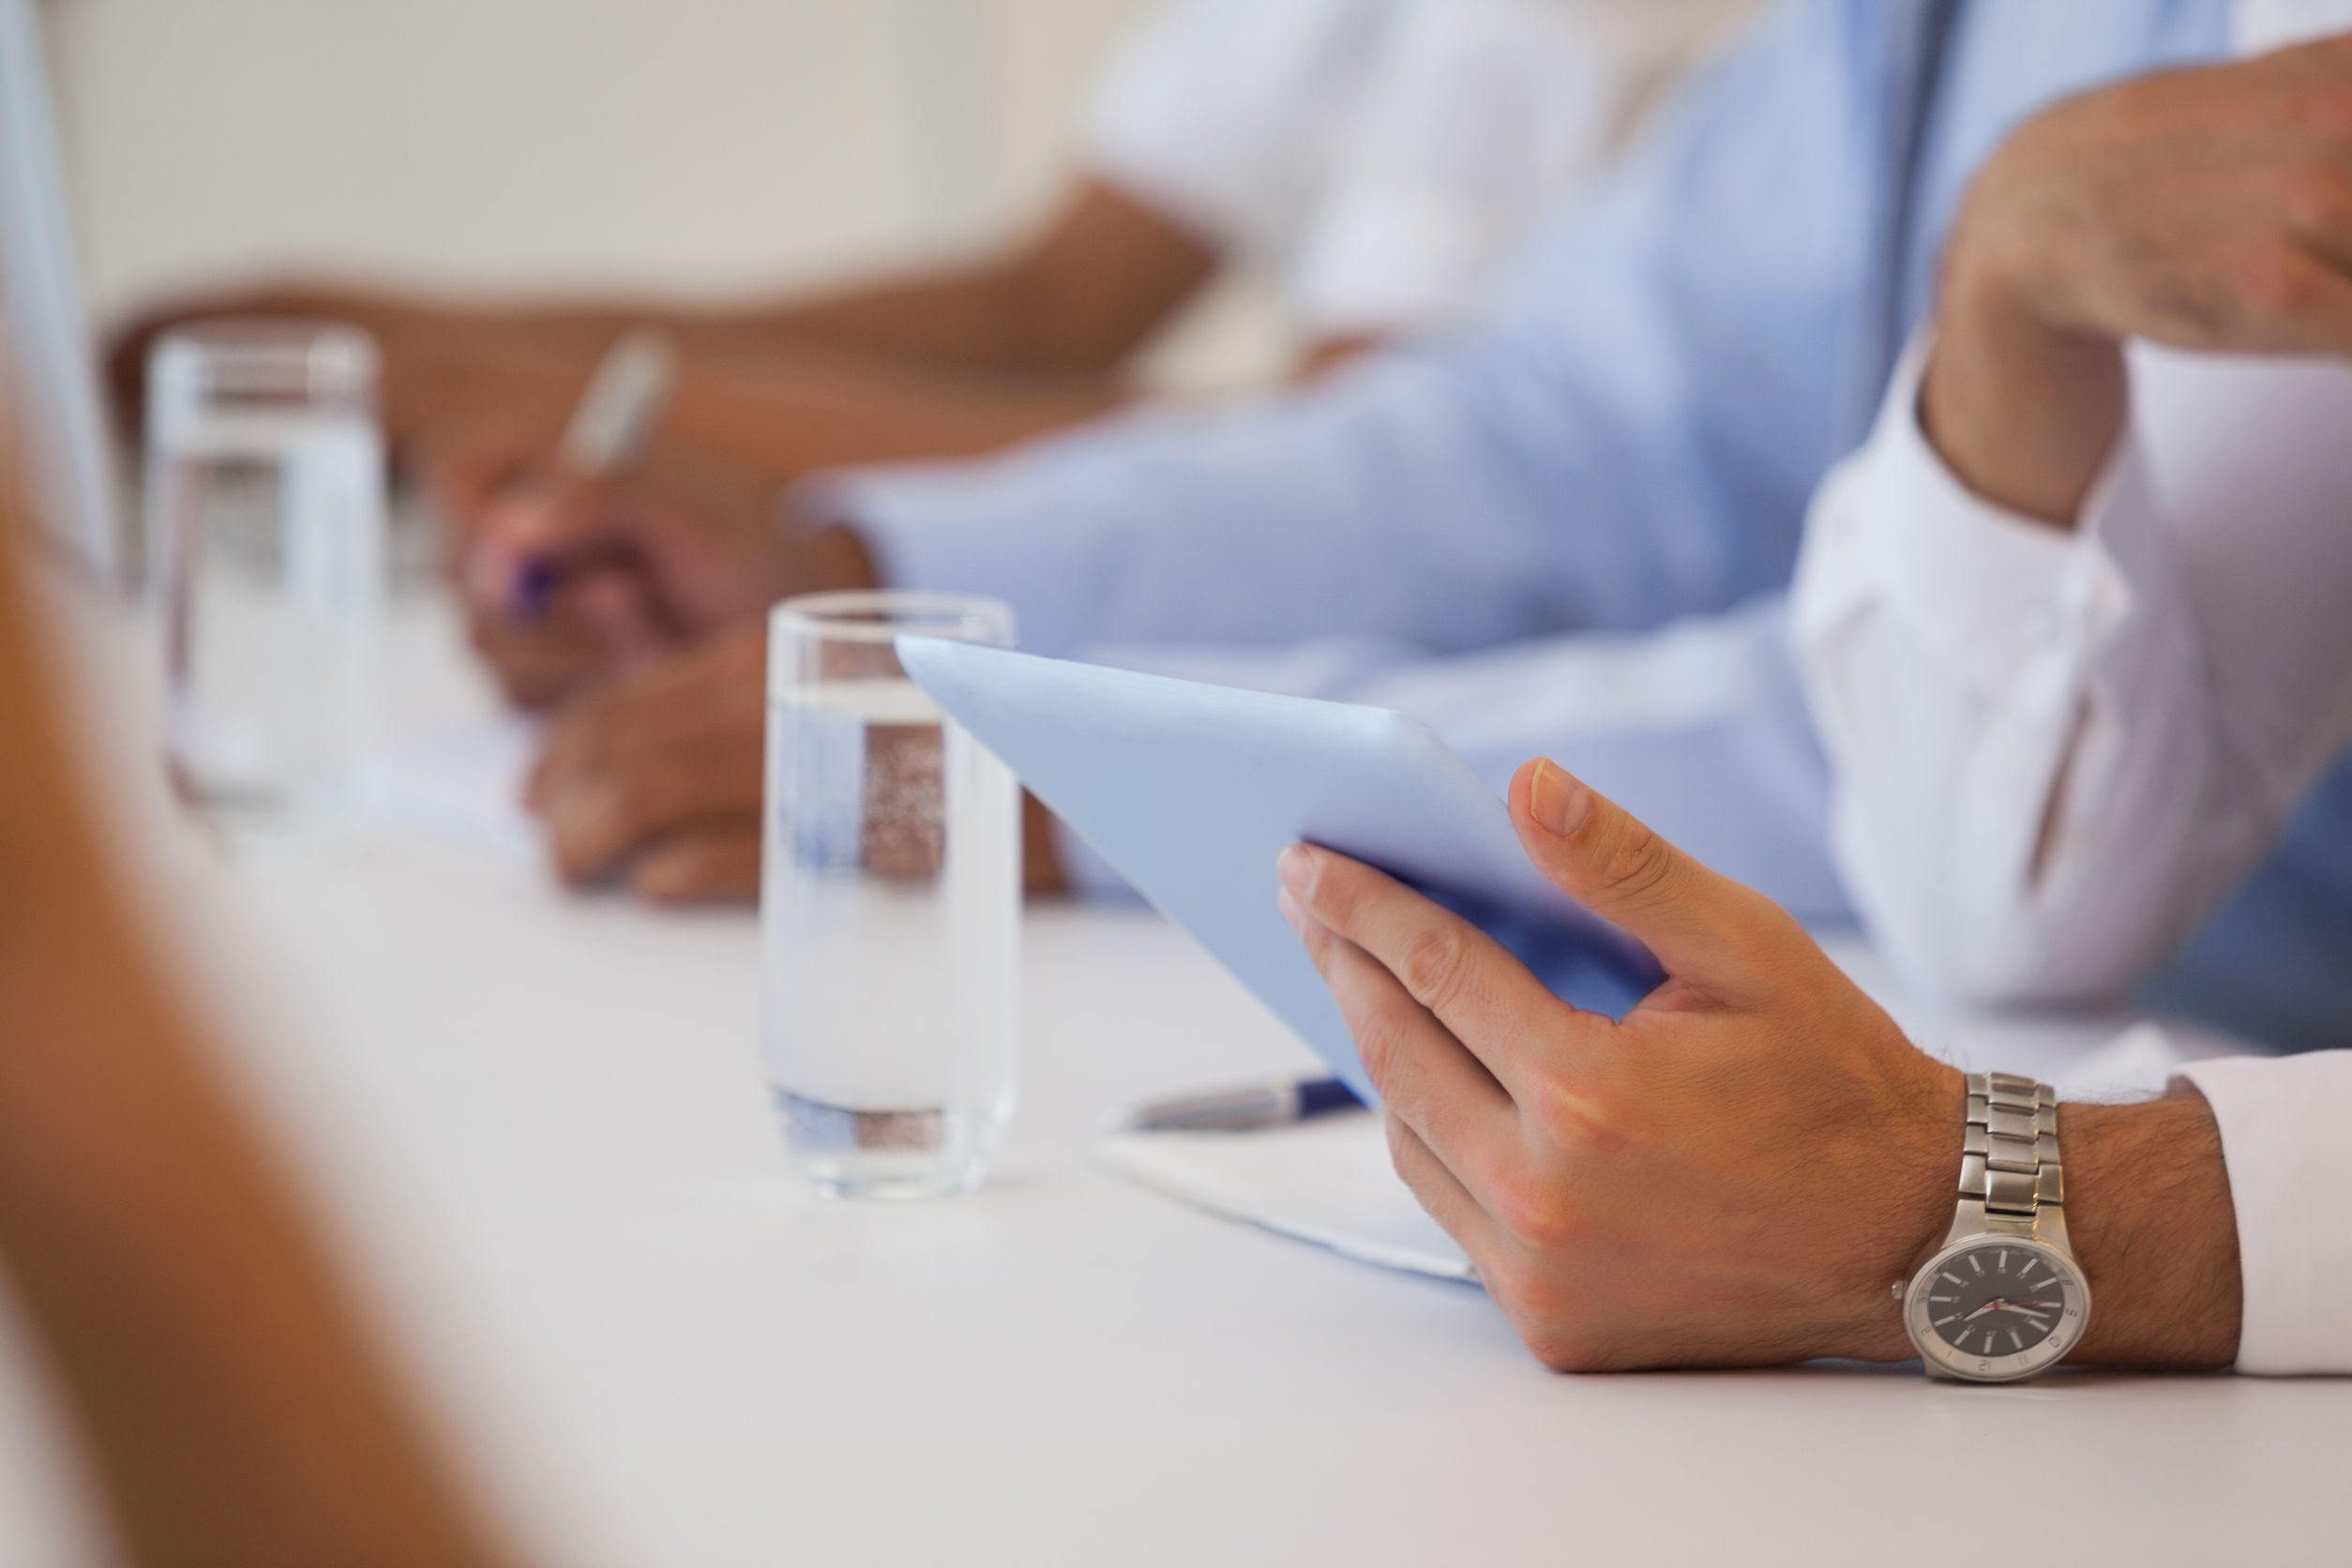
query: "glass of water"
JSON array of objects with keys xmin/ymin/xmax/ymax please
[
  {"xmin": 761, "ymin": 591, "xmax": 1020, "ymax": 1199},
  {"xmin": 145, "ymin": 321, "xmax": 384, "ymax": 849}
]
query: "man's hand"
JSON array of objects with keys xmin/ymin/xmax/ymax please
[
  {"xmin": 1277, "ymin": 758, "xmax": 2242, "ymax": 1371},
  {"xmin": 435, "ymin": 440, "xmax": 875, "ymax": 710},
  {"xmin": 1925, "ymin": 35, "xmax": 2352, "ymax": 523},
  {"xmin": 521, "ymin": 623, "xmax": 1068, "ymax": 904},
  {"xmin": 524, "ymin": 624, "xmax": 770, "ymax": 902}
]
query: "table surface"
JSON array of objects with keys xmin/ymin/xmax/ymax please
[{"xmin": 3, "ymin": 597, "xmax": 2346, "ymax": 1568}]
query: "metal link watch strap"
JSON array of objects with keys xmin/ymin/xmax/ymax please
[{"xmin": 1957, "ymin": 1071, "xmax": 2063, "ymax": 1234}]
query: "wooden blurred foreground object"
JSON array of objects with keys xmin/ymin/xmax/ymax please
[{"xmin": 0, "ymin": 461, "xmax": 523, "ymax": 1564}]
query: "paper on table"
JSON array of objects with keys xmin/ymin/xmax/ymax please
[
  {"xmin": 366, "ymin": 713, "xmax": 546, "ymax": 866},
  {"xmin": 1096, "ymin": 1109, "xmax": 1475, "ymax": 1283}
]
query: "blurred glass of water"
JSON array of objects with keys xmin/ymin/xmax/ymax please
[
  {"xmin": 761, "ymin": 592, "xmax": 1019, "ymax": 1199},
  {"xmin": 145, "ymin": 322, "xmax": 384, "ymax": 849}
]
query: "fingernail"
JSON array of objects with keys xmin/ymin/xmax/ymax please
[
  {"xmin": 1529, "ymin": 759, "xmax": 1591, "ymax": 838},
  {"xmin": 509, "ymin": 556, "xmax": 558, "ymax": 623},
  {"xmin": 1275, "ymin": 843, "xmax": 1319, "ymax": 898},
  {"xmin": 1276, "ymin": 885, "xmax": 1308, "ymax": 938}
]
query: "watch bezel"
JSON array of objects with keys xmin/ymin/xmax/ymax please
[{"xmin": 1904, "ymin": 1234, "xmax": 2090, "ymax": 1383}]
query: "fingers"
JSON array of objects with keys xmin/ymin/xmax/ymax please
[
  {"xmin": 523, "ymin": 626, "xmax": 764, "ymax": 807},
  {"xmin": 1506, "ymin": 757, "xmax": 1794, "ymax": 993},
  {"xmin": 1383, "ymin": 1114, "xmax": 1509, "ymax": 1276},
  {"xmin": 459, "ymin": 476, "xmax": 608, "ymax": 614},
  {"xmin": 1277, "ymin": 843, "xmax": 1592, "ymax": 1100},
  {"xmin": 537, "ymin": 742, "xmax": 763, "ymax": 887},
  {"xmin": 461, "ymin": 564, "xmax": 672, "ymax": 711},
  {"xmin": 627, "ymin": 818, "xmax": 762, "ymax": 905},
  {"xmin": 465, "ymin": 605, "xmax": 611, "ymax": 711},
  {"xmin": 1278, "ymin": 881, "xmax": 1516, "ymax": 1194},
  {"xmin": 527, "ymin": 636, "xmax": 766, "ymax": 886},
  {"xmin": 2249, "ymin": 243, "xmax": 2352, "ymax": 357},
  {"xmin": 566, "ymin": 570, "xmax": 677, "ymax": 670}
]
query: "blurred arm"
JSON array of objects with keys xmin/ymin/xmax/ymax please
[
  {"xmin": 822, "ymin": 1, "xmax": 1887, "ymax": 663},
  {"xmin": 703, "ymin": 178, "xmax": 1215, "ymax": 373},
  {"xmin": 1792, "ymin": 342, "xmax": 2352, "ymax": 1004},
  {"xmin": 111, "ymin": 179, "xmax": 1215, "ymax": 449},
  {"xmin": 0, "ymin": 533, "xmax": 519, "ymax": 1565}
]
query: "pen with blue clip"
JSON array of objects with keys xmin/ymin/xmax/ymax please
[
  {"xmin": 505, "ymin": 325, "xmax": 678, "ymax": 621},
  {"xmin": 1116, "ymin": 1076, "xmax": 1364, "ymax": 1134}
]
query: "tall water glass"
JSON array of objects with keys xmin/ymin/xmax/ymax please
[
  {"xmin": 761, "ymin": 592, "xmax": 1020, "ymax": 1199},
  {"xmin": 145, "ymin": 321, "xmax": 384, "ymax": 848}
]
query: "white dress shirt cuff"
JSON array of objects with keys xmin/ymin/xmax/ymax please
[
  {"xmin": 1830, "ymin": 335, "xmax": 2141, "ymax": 692},
  {"xmin": 2177, "ymin": 1051, "xmax": 2352, "ymax": 1375}
]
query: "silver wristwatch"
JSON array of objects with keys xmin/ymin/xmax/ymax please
[{"xmin": 1899, "ymin": 1072, "xmax": 2092, "ymax": 1382}]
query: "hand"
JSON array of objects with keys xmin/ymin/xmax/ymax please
[
  {"xmin": 523, "ymin": 623, "xmax": 770, "ymax": 902},
  {"xmin": 1925, "ymin": 36, "xmax": 2352, "ymax": 522},
  {"xmin": 1277, "ymin": 759, "xmax": 2243, "ymax": 1371},
  {"xmin": 433, "ymin": 437, "xmax": 875, "ymax": 710},
  {"xmin": 521, "ymin": 621, "xmax": 1069, "ymax": 903}
]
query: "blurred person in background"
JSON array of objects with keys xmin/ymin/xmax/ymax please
[
  {"xmin": 0, "ymin": 442, "xmax": 522, "ymax": 1565},
  {"xmin": 111, "ymin": 0, "xmax": 1756, "ymax": 489},
  {"xmin": 1269, "ymin": 21, "xmax": 2352, "ymax": 1382},
  {"xmin": 1796, "ymin": 19, "xmax": 2352, "ymax": 1055},
  {"xmin": 445, "ymin": 0, "xmax": 2342, "ymax": 1033}
]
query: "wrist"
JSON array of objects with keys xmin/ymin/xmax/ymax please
[
  {"xmin": 805, "ymin": 522, "xmax": 880, "ymax": 594},
  {"xmin": 2058, "ymin": 1090, "xmax": 2241, "ymax": 1368},
  {"xmin": 1847, "ymin": 1062, "xmax": 1971, "ymax": 1363},
  {"xmin": 772, "ymin": 490, "xmax": 882, "ymax": 599},
  {"xmin": 1921, "ymin": 239, "xmax": 2126, "ymax": 528}
]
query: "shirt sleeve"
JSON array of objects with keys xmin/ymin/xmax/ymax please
[
  {"xmin": 817, "ymin": 0, "xmax": 1893, "ymax": 668},
  {"xmin": 2177, "ymin": 1051, "xmax": 2352, "ymax": 1375},
  {"xmin": 1791, "ymin": 337, "xmax": 2352, "ymax": 1006},
  {"xmin": 1076, "ymin": 0, "xmax": 1378, "ymax": 264},
  {"xmin": 1287, "ymin": 0, "xmax": 1757, "ymax": 336}
]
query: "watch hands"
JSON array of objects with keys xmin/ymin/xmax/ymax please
[{"xmin": 1962, "ymin": 1298, "xmax": 2057, "ymax": 1324}]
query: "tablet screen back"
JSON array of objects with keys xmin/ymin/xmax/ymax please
[{"xmin": 899, "ymin": 638, "xmax": 1660, "ymax": 1101}]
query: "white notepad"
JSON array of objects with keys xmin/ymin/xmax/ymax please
[{"xmin": 1097, "ymin": 1110, "xmax": 1475, "ymax": 1283}]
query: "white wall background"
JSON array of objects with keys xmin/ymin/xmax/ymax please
[{"xmin": 40, "ymin": 0, "xmax": 1169, "ymax": 316}]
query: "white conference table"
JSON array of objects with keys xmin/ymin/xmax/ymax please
[{"xmin": 4, "ymin": 596, "xmax": 2348, "ymax": 1567}]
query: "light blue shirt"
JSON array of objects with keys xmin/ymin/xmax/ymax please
[{"xmin": 829, "ymin": 0, "xmax": 2352, "ymax": 1050}]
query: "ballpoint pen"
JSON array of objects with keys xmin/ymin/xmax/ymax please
[
  {"xmin": 1115, "ymin": 1075, "xmax": 1364, "ymax": 1134},
  {"xmin": 507, "ymin": 324, "xmax": 678, "ymax": 620}
]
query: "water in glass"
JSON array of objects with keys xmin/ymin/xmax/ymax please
[
  {"xmin": 146, "ymin": 324, "xmax": 384, "ymax": 849},
  {"xmin": 761, "ymin": 595, "xmax": 1018, "ymax": 1198}
]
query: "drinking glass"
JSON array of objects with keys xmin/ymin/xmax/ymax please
[
  {"xmin": 761, "ymin": 591, "xmax": 1020, "ymax": 1198},
  {"xmin": 145, "ymin": 321, "xmax": 384, "ymax": 849}
]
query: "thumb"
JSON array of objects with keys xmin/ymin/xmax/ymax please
[
  {"xmin": 460, "ymin": 470, "xmax": 624, "ymax": 613},
  {"xmin": 1508, "ymin": 757, "xmax": 1784, "ymax": 988}
]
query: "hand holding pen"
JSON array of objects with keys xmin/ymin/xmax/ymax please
[
  {"xmin": 457, "ymin": 327, "xmax": 677, "ymax": 633},
  {"xmin": 441, "ymin": 328, "xmax": 876, "ymax": 710}
]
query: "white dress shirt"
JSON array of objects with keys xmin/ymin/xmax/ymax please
[
  {"xmin": 1792, "ymin": 340, "xmax": 2352, "ymax": 1372},
  {"xmin": 1080, "ymin": 0, "xmax": 1755, "ymax": 337}
]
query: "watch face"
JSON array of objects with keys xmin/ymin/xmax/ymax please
[
  {"xmin": 1920, "ymin": 1243, "xmax": 2068, "ymax": 1357},
  {"xmin": 1907, "ymin": 1237, "xmax": 2088, "ymax": 1382}
]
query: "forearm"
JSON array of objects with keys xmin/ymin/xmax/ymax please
[
  {"xmin": 656, "ymin": 343, "xmax": 1125, "ymax": 489},
  {"xmin": 1919, "ymin": 253, "xmax": 2127, "ymax": 528},
  {"xmin": 0, "ymin": 561, "xmax": 515, "ymax": 1567},
  {"xmin": 2058, "ymin": 1091, "xmax": 2241, "ymax": 1368},
  {"xmin": 708, "ymin": 266, "xmax": 1074, "ymax": 371},
  {"xmin": 0, "ymin": 916, "xmax": 516, "ymax": 1568},
  {"xmin": 711, "ymin": 180, "xmax": 1214, "ymax": 373},
  {"xmin": 837, "ymin": 344, "xmax": 1703, "ymax": 662}
]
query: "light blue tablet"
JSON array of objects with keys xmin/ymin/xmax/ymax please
[{"xmin": 898, "ymin": 638, "xmax": 1662, "ymax": 1103}]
